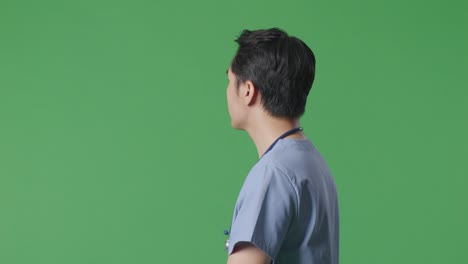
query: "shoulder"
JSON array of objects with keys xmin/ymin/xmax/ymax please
[
  {"xmin": 257, "ymin": 139, "xmax": 316, "ymax": 176},
  {"xmin": 246, "ymin": 157, "xmax": 293, "ymax": 188},
  {"xmin": 241, "ymin": 158, "xmax": 300, "ymax": 207}
]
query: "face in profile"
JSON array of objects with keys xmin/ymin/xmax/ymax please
[{"xmin": 226, "ymin": 68, "xmax": 245, "ymax": 130}]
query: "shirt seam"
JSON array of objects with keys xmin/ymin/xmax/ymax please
[{"xmin": 267, "ymin": 161, "xmax": 301, "ymax": 222}]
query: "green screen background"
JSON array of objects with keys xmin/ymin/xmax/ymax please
[{"xmin": 1, "ymin": 0, "xmax": 466, "ymax": 263}]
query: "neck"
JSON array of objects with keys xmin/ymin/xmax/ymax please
[{"xmin": 245, "ymin": 115, "xmax": 305, "ymax": 158}]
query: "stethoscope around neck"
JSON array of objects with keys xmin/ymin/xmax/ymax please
[
  {"xmin": 262, "ymin": 127, "xmax": 303, "ymax": 157},
  {"xmin": 223, "ymin": 127, "xmax": 303, "ymax": 251}
]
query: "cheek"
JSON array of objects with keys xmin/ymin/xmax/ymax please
[
  {"xmin": 226, "ymin": 86, "xmax": 233, "ymax": 112},
  {"xmin": 227, "ymin": 86, "xmax": 241, "ymax": 121},
  {"xmin": 227, "ymin": 83, "xmax": 235, "ymax": 102}
]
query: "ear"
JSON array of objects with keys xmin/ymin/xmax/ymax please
[{"xmin": 241, "ymin": 80, "xmax": 258, "ymax": 106}]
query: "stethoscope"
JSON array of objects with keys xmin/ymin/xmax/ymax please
[{"xmin": 224, "ymin": 127, "xmax": 303, "ymax": 251}]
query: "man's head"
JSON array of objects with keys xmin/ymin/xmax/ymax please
[{"xmin": 226, "ymin": 28, "xmax": 316, "ymax": 129}]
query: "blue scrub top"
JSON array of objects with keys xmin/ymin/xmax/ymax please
[{"xmin": 228, "ymin": 138, "xmax": 339, "ymax": 264}]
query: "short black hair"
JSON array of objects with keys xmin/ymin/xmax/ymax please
[{"xmin": 230, "ymin": 28, "xmax": 316, "ymax": 118}]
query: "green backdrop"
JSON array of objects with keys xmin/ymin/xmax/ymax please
[{"xmin": 1, "ymin": 0, "xmax": 467, "ymax": 263}]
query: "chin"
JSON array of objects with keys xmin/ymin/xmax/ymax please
[{"xmin": 230, "ymin": 120, "xmax": 243, "ymax": 130}]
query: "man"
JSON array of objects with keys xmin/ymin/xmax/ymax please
[{"xmin": 225, "ymin": 28, "xmax": 339, "ymax": 264}]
